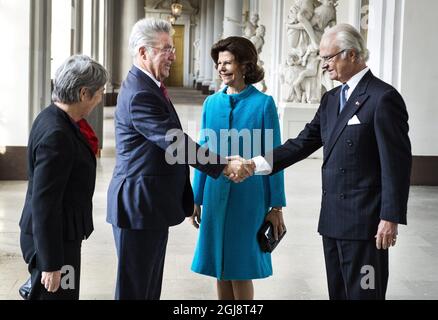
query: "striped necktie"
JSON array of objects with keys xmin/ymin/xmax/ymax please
[{"xmin": 339, "ymin": 83, "xmax": 349, "ymax": 113}]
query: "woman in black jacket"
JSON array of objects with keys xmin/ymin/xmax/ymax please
[{"xmin": 19, "ymin": 55, "xmax": 107, "ymax": 300}]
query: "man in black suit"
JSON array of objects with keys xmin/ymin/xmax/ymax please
[
  {"xmin": 19, "ymin": 55, "xmax": 108, "ymax": 299},
  {"xmin": 106, "ymin": 18, "xmax": 249, "ymax": 300},
  {"xmin": 246, "ymin": 24, "xmax": 412, "ymax": 299}
]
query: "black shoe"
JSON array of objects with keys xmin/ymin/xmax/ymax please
[{"xmin": 19, "ymin": 277, "xmax": 32, "ymax": 300}]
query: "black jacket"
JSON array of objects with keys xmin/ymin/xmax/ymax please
[
  {"xmin": 19, "ymin": 105, "xmax": 96, "ymax": 271},
  {"xmin": 270, "ymin": 71, "xmax": 412, "ymax": 240}
]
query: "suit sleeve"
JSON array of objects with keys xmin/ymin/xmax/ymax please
[
  {"xmin": 130, "ymin": 91, "xmax": 226, "ymax": 178},
  {"xmin": 374, "ymin": 89, "xmax": 412, "ymax": 224},
  {"xmin": 264, "ymin": 97, "xmax": 286, "ymax": 207},
  {"xmin": 268, "ymin": 95, "xmax": 325, "ymax": 175},
  {"xmin": 192, "ymin": 100, "xmax": 209, "ymax": 205},
  {"xmin": 31, "ymin": 130, "xmax": 74, "ymax": 271}
]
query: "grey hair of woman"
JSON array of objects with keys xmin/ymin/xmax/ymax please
[
  {"xmin": 325, "ymin": 23, "xmax": 370, "ymax": 62},
  {"xmin": 52, "ymin": 55, "xmax": 108, "ymax": 104},
  {"xmin": 128, "ymin": 18, "xmax": 174, "ymax": 58}
]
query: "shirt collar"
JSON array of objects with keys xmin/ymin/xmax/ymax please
[
  {"xmin": 134, "ymin": 64, "xmax": 161, "ymax": 88},
  {"xmin": 345, "ymin": 67, "xmax": 370, "ymax": 98}
]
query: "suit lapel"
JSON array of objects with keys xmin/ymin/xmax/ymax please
[
  {"xmin": 168, "ymin": 101, "xmax": 182, "ymax": 128},
  {"xmin": 326, "ymin": 90, "xmax": 340, "ymax": 139},
  {"xmin": 130, "ymin": 66, "xmax": 182, "ymax": 129},
  {"xmin": 130, "ymin": 66, "xmax": 164, "ymax": 98},
  {"xmin": 323, "ymin": 71, "xmax": 373, "ymax": 164}
]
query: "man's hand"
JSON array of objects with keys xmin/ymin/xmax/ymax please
[
  {"xmin": 375, "ymin": 219, "xmax": 398, "ymax": 250},
  {"xmin": 41, "ymin": 270, "xmax": 62, "ymax": 293},
  {"xmin": 223, "ymin": 156, "xmax": 255, "ymax": 183},
  {"xmin": 265, "ymin": 208, "xmax": 286, "ymax": 241},
  {"xmin": 191, "ymin": 204, "xmax": 201, "ymax": 229}
]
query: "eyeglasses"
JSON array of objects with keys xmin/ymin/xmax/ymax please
[
  {"xmin": 320, "ymin": 49, "xmax": 346, "ymax": 63},
  {"xmin": 148, "ymin": 46, "xmax": 176, "ymax": 54}
]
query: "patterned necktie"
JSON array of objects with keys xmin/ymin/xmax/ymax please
[
  {"xmin": 160, "ymin": 83, "xmax": 170, "ymax": 102},
  {"xmin": 339, "ymin": 83, "xmax": 349, "ymax": 113}
]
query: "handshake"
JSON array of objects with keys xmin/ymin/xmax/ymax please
[{"xmin": 222, "ymin": 156, "xmax": 256, "ymax": 183}]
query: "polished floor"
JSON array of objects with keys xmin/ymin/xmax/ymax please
[{"xmin": 1, "ymin": 87, "xmax": 437, "ymax": 300}]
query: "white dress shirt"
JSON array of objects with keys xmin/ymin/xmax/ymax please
[
  {"xmin": 134, "ymin": 64, "xmax": 161, "ymax": 88},
  {"xmin": 252, "ymin": 67, "xmax": 370, "ymax": 175},
  {"xmin": 343, "ymin": 66, "xmax": 369, "ymax": 101}
]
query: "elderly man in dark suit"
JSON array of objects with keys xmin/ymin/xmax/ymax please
[
  {"xmin": 106, "ymin": 18, "xmax": 248, "ymax": 300},
  {"xmin": 243, "ymin": 23, "xmax": 412, "ymax": 299}
]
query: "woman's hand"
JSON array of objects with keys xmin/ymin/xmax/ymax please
[
  {"xmin": 265, "ymin": 207, "xmax": 286, "ymax": 241},
  {"xmin": 191, "ymin": 204, "xmax": 202, "ymax": 229},
  {"xmin": 41, "ymin": 270, "xmax": 62, "ymax": 293}
]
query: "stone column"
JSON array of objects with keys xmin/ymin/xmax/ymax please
[
  {"xmin": 103, "ymin": 0, "xmax": 115, "ymax": 95},
  {"xmin": 189, "ymin": 14, "xmax": 199, "ymax": 87},
  {"xmin": 213, "ymin": 0, "xmax": 225, "ymax": 42},
  {"xmin": 28, "ymin": 0, "xmax": 52, "ymax": 124},
  {"xmin": 201, "ymin": 0, "xmax": 215, "ymax": 93},
  {"xmin": 250, "ymin": 0, "xmax": 259, "ymax": 14},
  {"xmin": 72, "ymin": 0, "xmax": 83, "ymax": 54},
  {"xmin": 269, "ymin": 0, "xmax": 283, "ymax": 102},
  {"xmin": 223, "ymin": 0, "xmax": 243, "ymax": 37},
  {"xmin": 196, "ymin": 0, "xmax": 207, "ymax": 89},
  {"xmin": 86, "ymin": 0, "xmax": 104, "ymax": 151},
  {"xmin": 209, "ymin": 0, "xmax": 224, "ymax": 92},
  {"xmin": 112, "ymin": 0, "xmax": 144, "ymax": 87},
  {"xmin": 90, "ymin": 0, "xmax": 100, "ymax": 61}
]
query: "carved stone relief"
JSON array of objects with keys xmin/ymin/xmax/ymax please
[
  {"xmin": 281, "ymin": 0, "xmax": 338, "ymax": 103},
  {"xmin": 250, "ymin": 24, "xmax": 267, "ymax": 92}
]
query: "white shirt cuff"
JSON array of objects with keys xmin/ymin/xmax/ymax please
[{"xmin": 252, "ymin": 156, "xmax": 272, "ymax": 175}]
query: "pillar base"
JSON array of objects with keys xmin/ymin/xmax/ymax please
[
  {"xmin": 0, "ymin": 146, "xmax": 28, "ymax": 180},
  {"xmin": 411, "ymin": 156, "xmax": 438, "ymax": 186},
  {"xmin": 104, "ymin": 92, "xmax": 118, "ymax": 106},
  {"xmin": 201, "ymin": 85, "xmax": 212, "ymax": 95}
]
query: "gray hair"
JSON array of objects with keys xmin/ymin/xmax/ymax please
[
  {"xmin": 324, "ymin": 23, "xmax": 369, "ymax": 62},
  {"xmin": 52, "ymin": 55, "xmax": 108, "ymax": 104},
  {"xmin": 128, "ymin": 18, "xmax": 174, "ymax": 57}
]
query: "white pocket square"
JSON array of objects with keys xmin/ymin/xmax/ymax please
[{"xmin": 347, "ymin": 115, "xmax": 361, "ymax": 125}]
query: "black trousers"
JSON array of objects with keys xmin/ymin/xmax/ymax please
[
  {"xmin": 112, "ymin": 226, "xmax": 168, "ymax": 300},
  {"xmin": 322, "ymin": 236, "xmax": 389, "ymax": 300},
  {"xmin": 20, "ymin": 232, "xmax": 82, "ymax": 300}
]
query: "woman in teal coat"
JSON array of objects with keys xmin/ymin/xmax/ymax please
[{"xmin": 190, "ymin": 37, "xmax": 286, "ymax": 300}]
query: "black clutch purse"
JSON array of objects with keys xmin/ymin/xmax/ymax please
[{"xmin": 257, "ymin": 221, "xmax": 286, "ymax": 253}]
